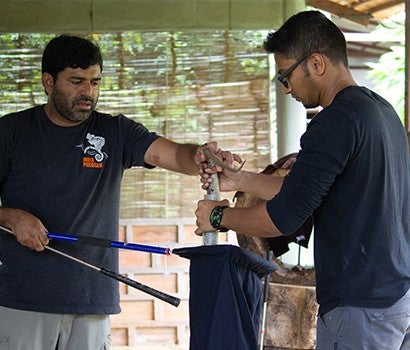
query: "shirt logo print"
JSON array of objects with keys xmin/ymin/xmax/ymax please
[{"xmin": 77, "ymin": 133, "xmax": 108, "ymax": 168}]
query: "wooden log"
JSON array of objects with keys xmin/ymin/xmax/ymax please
[{"xmin": 263, "ymin": 283, "xmax": 317, "ymax": 350}]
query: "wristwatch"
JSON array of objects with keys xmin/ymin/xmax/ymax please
[{"xmin": 209, "ymin": 205, "xmax": 229, "ymax": 232}]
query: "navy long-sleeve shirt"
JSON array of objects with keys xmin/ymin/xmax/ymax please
[{"xmin": 267, "ymin": 86, "xmax": 410, "ymax": 314}]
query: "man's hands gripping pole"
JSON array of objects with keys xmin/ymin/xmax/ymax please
[{"xmin": 196, "ymin": 144, "xmax": 244, "ymax": 237}]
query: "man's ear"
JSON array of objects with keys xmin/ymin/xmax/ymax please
[
  {"xmin": 309, "ymin": 53, "xmax": 326, "ymax": 76},
  {"xmin": 42, "ymin": 72, "xmax": 54, "ymax": 94}
]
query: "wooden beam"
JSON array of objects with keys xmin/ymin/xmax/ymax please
[
  {"xmin": 305, "ymin": 0, "xmax": 372, "ymax": 26},
  {"xmin": 355, "ymin": 0, "xmax": 404, "ymax": 21},
  {"xmin": 354, "ymin": 0, "xmax": 403, "ymax": 13},
  {"xmin": 0, "ymin": 0, "xmax": 297, "ymax": 33}
]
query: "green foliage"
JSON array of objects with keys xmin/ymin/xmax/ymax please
[{"xmin": 366, "ymin": 15, "xmax": 405, "ymax": 123}]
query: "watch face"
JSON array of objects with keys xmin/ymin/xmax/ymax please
[{"xmin": 210, "ymin": 205, "xmax": 228, "ymax": 231}]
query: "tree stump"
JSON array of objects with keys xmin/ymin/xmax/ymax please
[{"xmin": 234, "ymin": 154, "xmax": 317, "ymax": 349}]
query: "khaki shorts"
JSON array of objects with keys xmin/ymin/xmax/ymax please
[
  {"xmin": 316, "ymin": 288, "xmax": 410, "ymax": 350},
  {"xmin": 0, "ymin": 306, "xmax": 111, "ymax": 350}
]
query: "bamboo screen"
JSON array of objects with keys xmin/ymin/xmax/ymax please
[{"xmin": 0, "ymin": 31, "xmax": 272, "ymax": 219}]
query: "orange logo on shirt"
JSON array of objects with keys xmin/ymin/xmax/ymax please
[{"xmin": 83, "ymin": 157, "xmax": 103, "ymax": 168}]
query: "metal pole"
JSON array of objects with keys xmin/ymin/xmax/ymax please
[
  {"xmin": 202, "ymin": 154, "xmax": 220, "ymax": 245},
  {"xmin": 0, "ymin": 225, "xmax": 180, "ymax": 307},
  {"xmin": 44, "ymin": 245, "xmax": 181, "ymax": 307},
  {"xmin": 259, "ymin": 250, "xmax": 273, "ymax": 349}
]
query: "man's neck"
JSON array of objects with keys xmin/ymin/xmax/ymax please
[{"xmin": 43, "ymin": 103, "xmax": 83, "ymax": 127}]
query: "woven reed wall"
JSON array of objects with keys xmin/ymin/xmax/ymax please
[{"xmin": 0, "ymin": 31, "xmax": 272, "ymax": 219}]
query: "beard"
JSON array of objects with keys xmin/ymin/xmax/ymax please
[
  {"xmin": 49, "ymin": 87, "xmax": 98, "ymax": 123},
  {"xmin": 299, "ymin": 74, "xmax": 320, "ymax": 109},
  {"xmin": 302, "ymin": 99, "xmax": 320, "ymax": 109}
]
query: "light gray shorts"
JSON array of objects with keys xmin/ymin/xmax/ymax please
[
  {"xmin": 0, "ymin": 306, "xmax": 111, "ymax": 350},
  {"xmin": 316, "ymin": 288, "xmax": 410, "ymax": 350}
]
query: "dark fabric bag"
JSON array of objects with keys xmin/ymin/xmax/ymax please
[{"xmin": 174, "ymin": 244, "xmax": 277, "ymax": 350}]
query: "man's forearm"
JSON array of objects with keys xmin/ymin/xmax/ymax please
[
  {"xmin": 175, "ymin": 143, "xmax": 200, "ymax": 175},
  {"xmin": 144, "ymin": 138, "xmax": 200, "ymax": 175},
  {"xmin": 237, "ymin": 171, "xmax": 284, "ymax": 200},
  {"xmin": 220, "ymin": 202, "xmax": 282, "ymax": 237}
]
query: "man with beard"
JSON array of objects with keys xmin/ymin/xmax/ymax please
[
  {"xmin": 0, "ymin": 35, "xmax": 226, "ymax": 349},
  {"xmin": 195, "ymin": 11, "xmax": 410, "ymax": 350}
]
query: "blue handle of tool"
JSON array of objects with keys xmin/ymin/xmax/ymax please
[{"xmin": 47, "ymin": 232, "xmax": 170, "ymax": 255}]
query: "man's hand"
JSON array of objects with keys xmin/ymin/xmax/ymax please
[
  {"xmin": 199, "ymin": 145, "xmax": 244, "ymax": 192},
  {"xmin": 195, "ymin": 199, "xmax": 230, "ymax": 235},
  {"xmin": 2, "ymin": 208, "xmax": 49, "ymax": 251}
]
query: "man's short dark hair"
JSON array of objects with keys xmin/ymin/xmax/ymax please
[
  {"xmin": 42, "ymin": 34, "xmax": 103, "ymax": 79},
  {"xmin": 264, "ymin": 10, "xmax": 348, "ymax": 67}
]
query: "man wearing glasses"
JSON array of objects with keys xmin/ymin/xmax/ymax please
[
  {"xmin": 195, "ymin": 10, "xmax": 410, "ymax": 350},
  {"xmin": 276, "ymin": 53, "xmax": 310, "ymax": 90}
]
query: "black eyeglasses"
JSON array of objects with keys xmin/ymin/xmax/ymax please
[{"xmin": 276, "ymin": 54, "xmax": 310, "ymax": 89}]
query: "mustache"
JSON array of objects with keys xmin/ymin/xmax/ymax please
[{"xmin": 74, "ymin": 96, "xmax": 95, "ymax": 104}]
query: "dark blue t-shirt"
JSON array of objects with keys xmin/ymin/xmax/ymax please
[
  {"xmin": 0, "ymin": 105, "xmax": 160, "ymax": 314},
  {"xmin": 267, "ymin": 86, "xmax": 410, "ymax": 314}
]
